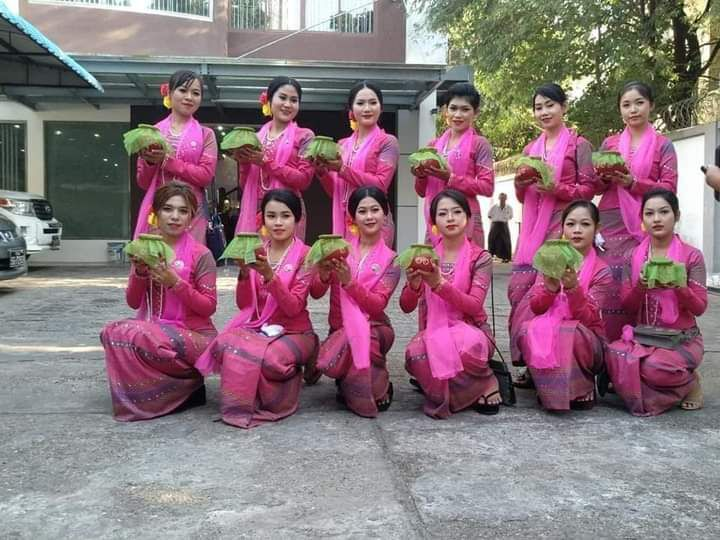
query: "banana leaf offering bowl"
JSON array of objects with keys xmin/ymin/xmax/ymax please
[
  {"xmin": 516, "ymin": 156, "xmax": 554, "ymax": 188},
  {"xmin": 305, "ymin": 235, "xmax": 350, "ymax": 268},
  {"xmin": 408, "ymin": 147, "xmax": 449, "ymax": 172},
  {"xmin": 220, "ymin": 233, "xmax": 266, "ymax": 264},
  {"xmin": 592, "ymin": 151, "xmax": 628, "ymax": 175},
  {"xmin": 122, "ymin": 124, "xmax": 171, "ymax": 155},
  {"xmin": 220, "ymin": 127, "xmax": 261, "ymax": 151},
  {"xmin": 532, "ymin": 239, "xmax": 583, "ymax": 280},
  {"xmin": 395, "ymin": 244, "xmax": 438, "ymax": 272},
  {"xmin": 641, "ymin": 257, "xmax": 687, "ymax": 288},
  {"xmin": 303, "ymin": 136, "xmax": 341, "ymax": 161},
  {"xmin": 124, "ymin": 233, "xmax": 175, "ymax": 267}
]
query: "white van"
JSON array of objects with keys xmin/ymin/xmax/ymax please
[{"xmin": 0, "ymin": 190, "xmax": 62, "ymax": 254}]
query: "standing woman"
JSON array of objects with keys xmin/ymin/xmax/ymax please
[
  {"xmin": 316, "ymin": 81, "xmax": 399, "ymax": 246},
  {"xmin": 101, "ymin": 182, "xmax": 217, "ymax": 421},
  {"xmin": 508, "ymin": 83, "xmax": 596, "ymax": 367},
  {"xmin": 597, "ymin": 82, "xmax": 678, "ymax": 342},
  {"xmin": 413, "ymin": 82, "xmax": 494, "ymax": 248},
  {"xmin": 234, "ymin": 77, "xmax": 315, "ymax": 240},
  {"xmin": 402, "ymin": 189, "xmax": 500, "ymax": 419},
  {"xmin": 135, "ymin": 70, "xmax": 218, "ymax": 243},
  {"xmin": 195, "ymin": 190, "xmax": 318, "ymax": 429},
  {"xmin": 605, "ymin": 189, "xmax": 706, "ymax": 416},
  {"xmin": 516, "ymin": 201, "xmax": 613, "ymax": 411},
  {"xmin": 310, "ymin": 186, "xmax": 400, "ymax": 417}
]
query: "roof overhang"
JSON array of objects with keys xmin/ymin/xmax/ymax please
[
  {"xmin": 0, "ymin": 3, "xmax": 103, "ymax": 110},
  {"xmin": 2, "ymin": 54, "xmax": 470, "ymax": 111}
]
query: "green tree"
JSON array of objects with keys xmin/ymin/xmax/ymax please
[{"xmin": 418, "ymin": 0, "xmax": 720, "ymax": 158}]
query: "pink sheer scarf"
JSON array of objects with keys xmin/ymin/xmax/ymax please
[
  {"xmin": 423, "ymin": 238, "xmax": 484, "ymax": 380},
  {"xmin": 616, "ymin": 124, "xmax": 660, "ymax": 241},
  {"xmin": 134, "ymin": 115, "xmax": 205, "ymax": 239},
  {"xmin": 630, "ymin": 234, "xmax": 683, "ymax": 326},
  {"xmin": 340, "ymin": 235, "xmax": 395, "ymax": 370},
  {"xmin": 194, "ymin": 237, "xmax": 306, "ymax": 375},
  {"xmin": 515, "ymin": 126, "xmax": 572, "ymax": 264},
  {"xmin": 424, "ymin": 127, "xmax": 475, "ymax": 244},
  {"xmin": 236, "ymin": 121, "xmax": 298, "ymax": 234},
  {"xmin": 136, "ymin": 231, "xmax": 196, "ymax": 326},
  {"xmin": 331, "ymin": 125, "xmax": 383, "ymax": 237},
  {"xmin": 526, "ymin": 247, "xmax": 597, "ymax": 369}
]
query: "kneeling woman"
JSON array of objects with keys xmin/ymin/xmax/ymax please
[
  {"xmin": 196, "ymin": 189, "xmax": 318, "ymax": 428},
  {"xmin": 401, "ymin": 189, "xmax": 500, "ymax": 419},
  {"xmin": 516, "ymin": 200, "xmax": 613, "ymax": 411},
  {"xmin": 310, "ymin": 186, "xmax": 400, "ymax": 417},
  {"xmin": 101, "ymin": 181, "xmax": 218, "ymax": 421},
  {"xmin": 605, "ymin": 189, "xmax": 706, "ymax": 416}
]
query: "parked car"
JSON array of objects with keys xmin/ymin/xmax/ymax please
[
  {"xmin": 0, "ymin": 190, "xmax": 62, "ymax": 255},
  {"xmin": 0, "ymin": 214, "xmax": 27, "ymax": 280}
]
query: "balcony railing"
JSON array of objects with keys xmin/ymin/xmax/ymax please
[
  {"xmin": 30, "ymin": 0, "xmax": 212, "ymax": 20},
  {"xmin": 230, "ymin": 0, "xmax": 374, "ymax": 33}
]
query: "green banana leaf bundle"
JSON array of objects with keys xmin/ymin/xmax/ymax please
[
  {"xmin": 532, "ymin": 239, "xmax": 583, "ymax": 280},
  {"xmin": 592, "ymin": 151, "xmax": 628, "ymax": 175},
  {"xmin": 220, "ymin": 233, "xmax": 265, "ymax": 263},
  {"xmin": 124, "ymin": 234, "xmax": 175, "ymax": 267},
  {"xmin": 220, "ymin": 127, "xmax": 261, "ymax": 151},
  {"xmin": 395, "ymin": 244, "xmax": 438, "ymax": 272},
  {"xmin": 305, "ymin": 234, "xmax": 350, "ymax": 268},
  {"xmin": 122, "ymin": 124, "xmax": 171, "ymax": 155},
  {"xmin": 641, "ymin": 257, "xmax": 687, "ymax": 288},
  {"xmin": 408, "ymin": 147, "xmax": 449, "ymax": 172},
  {"xmin": 516, "ymin": 156, "xmax": 555, "ymax": 188},
  {"xmin": 303, "ymin": 136, "xmax": 341, "ymax": 161}
]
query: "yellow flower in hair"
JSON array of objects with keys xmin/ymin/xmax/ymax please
[
  {"xmin": 262, "ymin": 102, "xmax": 272, "ymax": 117},
  {"xmin": 348, "ymin": 111, "xmax": 357, "ymax": 131},
  {"xmin": 260, "ymin": 225, "xmax": 269, "ymax": 237},
  {"xmin": 163, "ymin": 96, "xmax": 172, "ymax": 110},
  {"xmin": 147, "ymin": 212, "xmax": 158, "ymax": 227},
  {"xmin": 431, "ymin": 224, "xmax": 438, "ymax": 236},
  {"xmin": 349, "ymin": 223, "xmax": 359, "ymax": 236}
]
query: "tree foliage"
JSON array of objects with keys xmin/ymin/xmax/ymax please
[{"xmin": 417, "ymin": 0, "xmax": 720, "ymax": 158}]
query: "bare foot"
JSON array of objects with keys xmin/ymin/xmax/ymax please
[{"xmin": 680, "ymin": 372, "xmax": 703, "ymax": 411}]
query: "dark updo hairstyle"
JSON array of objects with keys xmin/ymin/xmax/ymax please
[
  {"xmin": 261, "ymin": 189, "xmax": 302, "ymax": 223},
  {"xmin": 642, "ymin": 188, "xmax": 679, "ymax": 219},
  {"xmin": 446, "ymin": 82, "xmax": 481, "ymax": 110},
  {"xmin": 618, "ymin": 81, "xmax": 654, "ymax": 109},
  {"xmin": 561, "ymin": 200, "xmax": 600, "ymax": 226},
  {"xmin": 429, "ymin": 189, "xmax": 471, "ymax": 224},
  {"xmin": 267, "ymin": 76, "xmax": 302, "ymax": 102},
  {"xmin": 532, "ymin": 83, "xmax": 567, "ymax": 108},
  {"xmin": 168, "ymin": 70, "xmax": 203, "ymax": 97},
  {"xmin": 348, "ymin": 81, "xmax": 384, "ymax": 109},
  {"xmin": 152, "ymin": 181, "xmax": 198, "ymax": 217},
  {"xmin": 348, "ymin": 186, "xmax": 389, "ymax": 217}
]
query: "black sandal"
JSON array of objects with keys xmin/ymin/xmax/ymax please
[
  {"xmin": 174, "ymin": 384, "xmax": 206, "ymax": 413},
  {"xmin": 409, "ymin": 378, "xmax": 424, "ymax": 394},
  {"xmin": 377, "ymin": 382, "xmax": 394, "ymax": 412},
  {"xmin": 570, "ymin": 390, "xmax": 596, "ymax": 411},
  {"xmin": 303, "ymin": 355, "xmax": 322, "ymax": 385},
  {"xmin": 513, "ymin": 370, "xmax": 535, "ymax": 390},
  {"xmin": 474, "ymin": 390, "xmax": 502, "ymax": 415}
]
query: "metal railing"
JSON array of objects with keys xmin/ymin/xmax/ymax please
[
  {"xmin": 30, "ymin": 0, "xmax": 211, "ymax": 19},
  {"xmin": 654, "ymin": 90, "xmax": 720, "ymax": 131},
  {"xmin": 230, "ymin": 0, "xmax": 374, "ymax": 33}
]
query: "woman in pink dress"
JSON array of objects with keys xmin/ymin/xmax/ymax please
[
  {"xmin": 596, "ymin": 82, "xmax": 679, "ymax": 342},
  {"xmin": 196, "ymin": 189, "xmax": 318, "ymax": 428},
  {"xmin": 310, "ymin": 186, "xmax": 400, "ymax": 417},
  {"xmin": 508, "ymin": 83, "xmax": 596, "ymax": 383},
  {"xmin": 316, "ymin": 81, "xmax": 399, "ymax": 246},
  {"xmin": 234, "ymin": 76, "xmax": 315, "ymax": 241},
  {"xmin": 515, "ymin": 200, "xmax": 613, "ymax": 411},
  {"xmin": 605, "ymin": 189, "xmax": 706, "ymax": 416},
  {"xmin": 402, "ymin": 189, "xmax": 500, "ymax": 419},
  {"xmin": 101, "ymin": 182, "xmax": 217, "ymax": 421},
  {"xmin": 413, "ymin": 82, "xmax": 494, "ymax": 248},
  {"xmin": 135, "ymin": 70, "xmax": 218, "ymax": 243}
]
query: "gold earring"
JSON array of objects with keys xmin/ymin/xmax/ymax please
[{"xmin": 431, "ymin": 224, "xmax": 439, "ymax": 236}]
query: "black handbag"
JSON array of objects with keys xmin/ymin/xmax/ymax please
[{"xmin": 487, "ymin": 269, "xmax": 516, "ymax": 405}]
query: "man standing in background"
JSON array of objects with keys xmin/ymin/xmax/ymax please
[{"xmin": 488, "ymin": 192, "xmax": 513, "ymax": 263}]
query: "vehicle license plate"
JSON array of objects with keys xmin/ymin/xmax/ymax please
[{"xmin": 9, "ymin": 249, "xmax": 25, "ymax": 269}]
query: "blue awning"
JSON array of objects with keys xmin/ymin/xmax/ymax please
[{"xmin": 0, "ymin": 3, "xmax": 103, "ymax": 92}]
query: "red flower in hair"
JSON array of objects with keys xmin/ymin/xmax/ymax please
[
  {"xmin": 255, "ymin": 211, "xmax": 263, "ymax": 228},
  {"xmin": 259, "ymin": 90, "xmax": 268, "ymax": 104},
  {"xmin": 160, "ymin": 83, "xmax": 170, "ymax": 97}
]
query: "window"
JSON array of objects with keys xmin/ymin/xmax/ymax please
[
  {"xmin": 29, "ymin": 0, "xmax": 211, "ymax": 19},
  {"xmin": 230, "ymin": 0, "xmax": 300, "ymax": 30},
  {"xmin": 0, "ymin": 122, "xmax": 27, "ymax": 192},
  {"xmin": 45, "ymin": 122, "xmax": 130, "ymax": 239},
  {"xmin": 305, "ymin": 0, "xmax": 374, "ymax": 33}
]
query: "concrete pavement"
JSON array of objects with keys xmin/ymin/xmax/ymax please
[{"xmin": 1, "ymin": 263, "xmax": 718, "ymax": 539}]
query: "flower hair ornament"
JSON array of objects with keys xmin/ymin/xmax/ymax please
[
  {"xmin": 147, "ymin": 211, "xmax": 159, "ymax": 228},
  {"xmin": 346, "ymin": 216, "xmax": 358, "ymax": 236},
  {"xmin": 160, "ymin": 83, "xmax": 171, "ymax": 110},
  {"xmin": 348, "ymin": 111, "xmax": 358, "ymax": 131},
  {"xmin": 260, "ymin": 90, "xmax": 272, "ymax": 117}
]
